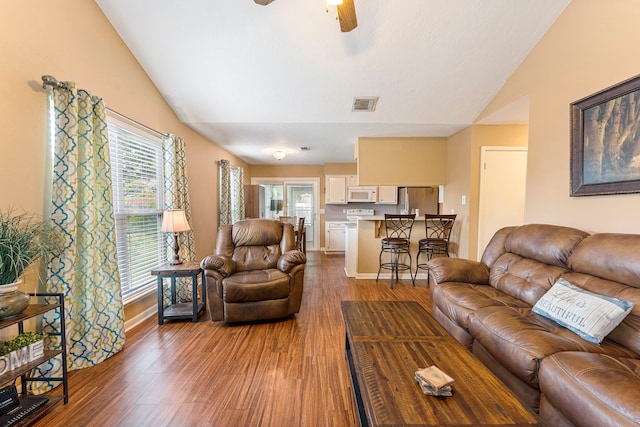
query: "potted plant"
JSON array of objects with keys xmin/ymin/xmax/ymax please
[
  {"xmin": 0, "ymin": 209, "xmax": 59, "ymax": 319},
  {"xmin": 11, "ymin": 332, "xmax": 46, "ymax": 362}
]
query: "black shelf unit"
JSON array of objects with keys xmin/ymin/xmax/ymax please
[{"xmin": 0, "ymin": 293, "xmax": 68, "ymax": 425}]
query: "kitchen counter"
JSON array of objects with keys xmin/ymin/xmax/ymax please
[
  {"xmin": 351, "ymin": 216, "xmax": 431, "ymax": 281},
  {"xmin": 355, "ymin": 215, "xmax": 428, "ymax": 221}
]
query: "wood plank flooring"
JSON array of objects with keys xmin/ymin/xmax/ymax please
[{"xmin": 36, "ymin": 252, "xmax": 433, "ymax": 427}]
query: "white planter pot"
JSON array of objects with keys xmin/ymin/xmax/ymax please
[
  {"xmin": 9, "ymin": 347, "xmax": 29, "ymax": 370},
  {"xmin": 0, "ymin": 356, "xmax": 9, "ymax": 375},
  {"xmin": 28, "ymin": 340, "xmax": 44, "ymax": 361}
]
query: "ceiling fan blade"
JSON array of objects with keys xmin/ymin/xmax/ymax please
[
  {"xmin": 254, "ymin": 0, "xmax": 276, "ymax": 5},
  {"xmin": 337, "ymin": 0, "xmax": 357, "ymax": 32}
]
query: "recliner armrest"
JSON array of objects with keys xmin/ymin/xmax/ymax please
[
  {"xmin": 428, "ymin": 258, "xmax": 490, "ymax": 285},
  {"xmin": 278, "ymin": 250, "xmax": 307, "ymax": 274},
  {"xmin": 201, "ymin": 255, "xmax": 237, "ymax": 277}
]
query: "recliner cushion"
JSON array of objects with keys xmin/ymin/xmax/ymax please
[
  {"xmin": 539, "ymin": 352, "xmax": 640, "ymax": 427},
  {"xmin": 222, "ymin": 269, "xmax": 290, "ymax": 303}
]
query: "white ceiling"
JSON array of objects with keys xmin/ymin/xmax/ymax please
[{"xmin": 96, "ymin": 0, "xmax": 569, "ymax": 165}]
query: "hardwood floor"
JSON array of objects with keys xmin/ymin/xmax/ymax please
[{"xmin": 37, "ymin": 252, "xmax": 433, "ymax": 427}]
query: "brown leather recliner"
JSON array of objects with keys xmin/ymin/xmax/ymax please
[{"xmin": 200, "ymin": 218, "xmax": 306, "ymax": 323}]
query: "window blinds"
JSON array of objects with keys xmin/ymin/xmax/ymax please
[{"xmin": 107, "ymin": 115, "xmax": 165, "ymax": 299}]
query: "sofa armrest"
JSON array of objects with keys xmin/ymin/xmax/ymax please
[
  {"xmin": 278, "ymin": 250, "xmax": 307, "ymax": 274},
  {"xmin": 200, "ymin": 255, "xmax": 237, "ymax": 277},
  {"xmin": 428, "ymin": 258, "xmax": 490, "ymax": 285}
]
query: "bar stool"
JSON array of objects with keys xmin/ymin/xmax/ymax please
[
  {"xmin": 414, "ymin": 214, "xmax": 457, "ymax": 283},
  {"xmin": 376, "ymin": 214, "xmax": 416, "ymax": 288}
]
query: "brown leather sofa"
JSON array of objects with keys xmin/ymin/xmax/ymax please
[
  {"xmin": 200, "ymin": 218, "xmax": 306, "ymax": 323},
  {"xmin": 428, "ymin": 224, "xmax": 640, "ymax": 427}
]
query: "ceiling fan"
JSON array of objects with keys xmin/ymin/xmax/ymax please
[{"xmin": 254, "ymin": 0, "xmax": 358, "ymax": 33}]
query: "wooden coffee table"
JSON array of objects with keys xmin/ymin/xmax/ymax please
[{"xmin": 342, "ymin": 300, "xmax": 540, "ymax": 426}]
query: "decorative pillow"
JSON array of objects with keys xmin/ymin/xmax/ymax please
[{"xmin": 532, "ymin": 278, "xmax": 634, "ymax": 344}]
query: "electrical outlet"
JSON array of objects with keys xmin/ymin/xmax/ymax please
[{"xmin": 320, "ymin": 209, "xmax": 325, "ymax": 214}]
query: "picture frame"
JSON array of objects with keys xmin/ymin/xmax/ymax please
[{"xmin": 570, "ymin": 74, "xmax": 640, "ymax": 196}]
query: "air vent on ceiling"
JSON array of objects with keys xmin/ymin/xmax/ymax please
[
  {"xmin": 352, "ymin": 96, "xmax": 379, "ymax": 112},
  {"xmin": 300, "ymin": 146, "xmax": 311, "ymax": 151}
]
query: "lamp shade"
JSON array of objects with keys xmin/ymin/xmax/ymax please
[{"xmin": 161, "ymin": 209, "xmax": 191, "ymax": 233}]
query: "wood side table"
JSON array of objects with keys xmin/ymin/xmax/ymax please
[{"xmin": 151, "ymin": 261, "xmax": 206, "ymax": 325}]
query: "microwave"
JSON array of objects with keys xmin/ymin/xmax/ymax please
[{"xmin": 347, "ymin": 186, "xmax": 377, "ymax": 203}]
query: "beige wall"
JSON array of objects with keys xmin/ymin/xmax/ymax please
[
  {"xmin": 0, "ymin": 1, "xmax": 247, "ymax": 323},
  {"xmin": 445, "ymin": 125, "xmax": 528, "ymax": 260},
  {"xmin": 357, "ymin": 137, "xmax": 447, "ymax": 186},
  {"xmin": 478, "ymin": 0, "xmax": 640, "ymax": 234}
]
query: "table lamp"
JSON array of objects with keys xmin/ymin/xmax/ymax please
[{"xmin": 161, "ymin": 209, "xmax": 191, "ymax": 265}]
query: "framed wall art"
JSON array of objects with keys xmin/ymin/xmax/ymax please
[{"xmin": 570, "ymin": 74, "xmax": 640, "ymax": 196}]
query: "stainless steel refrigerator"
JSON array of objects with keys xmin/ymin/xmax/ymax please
[
  {"xmin": 243, "ymin": 185, "xmax": 266, "ymax": 218},
  {"xmin": 398, "ymin": 187, "xmax": 440, "ymax": 215}
]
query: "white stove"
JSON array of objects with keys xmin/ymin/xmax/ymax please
[{"xmin": 346, "ymin": 208, "xmax": 375, "ymax": 224}]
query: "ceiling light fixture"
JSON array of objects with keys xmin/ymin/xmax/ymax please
[
  {"xmin": 325, "ymin": 0, "xmax": 342, "ymax": 15},
  {"xmin": 273, "ymin": 150, "xmax": 286, "ymax": 161}
]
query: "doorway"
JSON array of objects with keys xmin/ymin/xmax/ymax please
[
  {"xmin": 477, "ymin": 147, "xmax": 528, "ymax": 259},
  {"xmin": 251, "ymin": 177, "xmax": 320, "ymax": 251}
]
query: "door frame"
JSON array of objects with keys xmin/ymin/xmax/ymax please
[
  {"xmin": 477, "ymin": 146, "xmax": 528, "ymax": 260},
  {"xmin": 251, "ymin": 177, "xmax": 320, "ymax": 251}
]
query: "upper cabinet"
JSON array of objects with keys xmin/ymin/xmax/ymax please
[
  {"xmin": 326, "ymin": 175, "xmax": 356, "ymax": 204},
  {"xmin": 376, "ymin": 186, "xmax": 398, "ymax": 204}
]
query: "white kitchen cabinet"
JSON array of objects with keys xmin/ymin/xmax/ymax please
[
  {"xmin": 325, "ymin": 175, "xmax": 357, "ymax": 204},
  {"xmin": 325, "ymin": 222, "xmax": 346, "ymax": 253},
  {"xmin": 376, "ymin": 186, "xmax": 398, "ymax": 204},
  {"xmin": 325, "ymin": 175, "xmax": 347, "ymax": 204}
]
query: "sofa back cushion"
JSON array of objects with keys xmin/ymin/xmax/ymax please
[
  {"xmin": 485, "ymin": 224, "xmax": 589, "ymax": 306},
  {"xmin": 490, "ymin": 253, "xmax": 569, "ymax": 306},
  {"xmin": 504, "ymin": 224, "xmax": 589, "ymax": 268},
  {"xmin": 568, "ymin": 233, "xmax": 640, "ymax": 290},
  {"xmin": 566, "ymin": 233, "xmax": 640, "ymax": 354}
]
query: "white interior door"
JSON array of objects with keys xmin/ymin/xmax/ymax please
[{"xmin": 477, "ymin": 147, "xmax": 528, "ymax": 259}]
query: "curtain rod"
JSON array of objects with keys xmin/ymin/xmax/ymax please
[{"xmin": 41, "ymin": 74, "xmax": 168, "ymax": 138}]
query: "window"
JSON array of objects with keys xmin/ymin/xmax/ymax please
[{"xmin": 107, "ymin": 114, "xmax": 166, "ymax": 300}]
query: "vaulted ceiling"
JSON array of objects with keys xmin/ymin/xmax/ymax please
[{"xmin": 96, "ymin": 0, "xmax": 569, "ymax": 165}]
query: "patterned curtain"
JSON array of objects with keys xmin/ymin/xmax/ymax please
[
  {"xmin": 219, "ymin": 160, "xmax": 245, "ymax": 225},
  {"xmin": 35, "ymin": 83, "xmax": 125, "ymax": 392},
  {"xmin": 162, "ymin": 135, "xmax": 196, "ymax": 304},
  {"xmin": 163, "ymin": 135, "xmax": 195, "ymax": 260}
]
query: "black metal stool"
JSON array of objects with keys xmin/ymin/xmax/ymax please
[
  {"xmin": 414, "ymin": 214, "xmax": 457, "ymax": 283},
  {"xmin": 376, "ymin": 214, "xmax": 415, "ymax": 288}
]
